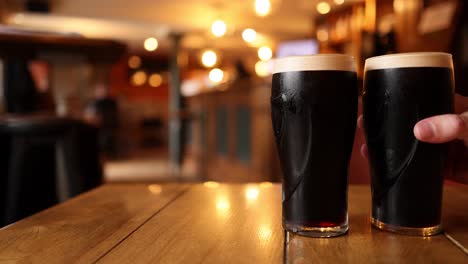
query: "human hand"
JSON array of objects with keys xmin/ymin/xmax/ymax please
[
  {"xmin": 413, "ymin": 112, "xmax": 468, "ymax": 144},
  {"xmin": 357, "ymin": 112, "xmax": 468, "ymax": 159},
  {"xmin": 357, "ymin": 115, "xmax": 368, "ymax": 159}
]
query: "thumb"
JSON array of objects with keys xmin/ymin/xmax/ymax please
[{"xmin": 414, "ymin": 113, "xmax": 468, "ymax": 143}]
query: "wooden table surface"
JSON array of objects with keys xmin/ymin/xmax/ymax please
[{"xmin": 0, "ymin": 183, "xmax": 467, "ymax": 263}]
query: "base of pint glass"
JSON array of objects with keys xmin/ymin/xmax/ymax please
[
  {"xmin": 370, "ymin": 217, "xmax": 442, "ymax": 236},
  {"xmin": 283, "ymin": 221, "xmax": 348, "ymax": 238}
]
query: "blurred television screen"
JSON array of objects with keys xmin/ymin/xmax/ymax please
[{"xmin": 276, "ymin": 40, "xmax": 319, "ymax": 58}]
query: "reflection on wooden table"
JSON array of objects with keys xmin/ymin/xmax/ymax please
[{"xmin": 0, "ymin": 183, "xmax": 466, "ymax": 263}]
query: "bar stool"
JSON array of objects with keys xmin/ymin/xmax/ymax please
[{"xmin": 0, "ymin": 115, "xmax": 103, "ymax": 226}]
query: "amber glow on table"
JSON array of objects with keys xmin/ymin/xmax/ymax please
[
  {"xmin": 147, "ymin": 184, "xmax": 162, "ymax": 194},
  {"xmin": 0, "ymin": 184, "xmax": 466, "ymax": 263},
  {"xmin": 245, "ymin": 186, "xmax": 260, "ymax": 201},
  {"xmin": 204, "ymin": 181, "xmax": 220, "ymax": 188}
]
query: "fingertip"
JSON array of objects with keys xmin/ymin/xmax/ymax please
[
  {"xmin": 413, "ymin": 124, "xmax": 423, "ymax": 140},
  {"xmin": 414, "ymin": 121, "xmax": 435, "ymax": 141},
  {"xmin": 414, "ymin": 114, "xmax": 467, "ymax": 143}
]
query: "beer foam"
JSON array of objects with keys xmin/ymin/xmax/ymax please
[
  {"xmin": 365, "ymin": 52, "xmax": 453, "ymax": 71},
  {"xmin": 272, "ymin": 54, "xmax": 356, "ymax": 74}
]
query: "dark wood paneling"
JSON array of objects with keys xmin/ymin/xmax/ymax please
[{"xmin": 0, "ymin": 29, "xmax": 126, "ymax": 62}]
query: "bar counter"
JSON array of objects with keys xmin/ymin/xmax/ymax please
[{"xmin": 0, "ymin": 183, "xmax": 466, "ymax": 263}]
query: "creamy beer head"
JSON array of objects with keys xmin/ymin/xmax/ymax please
[
  {"xmin": 365, "ymin": 52, "xmax": 453, "ymax": 71},
  {"xmin": 363, "ymin": 51, "xmax": 454, "ymax": 236},
  {"xmin": 271, "ymin": 53, "xmax": 357, "ymax": 238},
  {"xmin": 272, "ymin": 54, "xmax": 356, "ymax": 74}
]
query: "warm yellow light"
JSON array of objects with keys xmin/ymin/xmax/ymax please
[
  {"xmin": 201, "ymin": 50, "xmax": 217, "ymax": 68},
  {"xmin": 257, "ymin": 225, "xmax": 273, "ymax": 242},
  {"xmin": 144, "ymin": 37, "xmax": 158, "ymax": 51},
  {"xmin": 209, "ymin": 68, "xmax": 224, "ymax": 83},
  {"xmin": 255, "ymin": 0, "xmax": 271, "ymax": 17},
  {"xmin": 148, "ymin": 184, "xmax": 162, "ymax": 194},
  {"xmin": 149, "ymin": 73, "xmax": 162, "ymax": 87},
  {"xmin": 258, "ymin": 46, "xmax": 273, "ymax": 61},
  {"xmin": 317, "ymin": 2, "xmax": 331, "ymax": 14},
  {"xmin": 255, "ymin": 61, "xmax": 270, "ymax": 77},
  {"xmin": 131, "ymin": 71, "xmax": 147, "ymax": 86},
  {"xmin": 12, "ymin": 14, "xmax": 25, "ymax": 24},
  {"xmin": 211, "ymin": 20, "xmax": 227, "ymax": 37},
  {"xmin": 245, "ymin": 187, "xmax": 260, "ymax": 201},
  {"xmin": 216, "ymin": 198, "xmax": 230, "ymax": 211},
  {"xmin": 317, "ymin": 29, "xmax": 329, "ymax": 42},
  {"xmin": 204, "ymin": 181, "xmax": 220, "ymax": 188},
  {"xmin": 128, "ymin": 56, "xmax": 141, "ymax": 69},
  {"xmin": 242, "ymin": 28, "xmax": 257, "ymax": 43},
  {"xmin": 334, "ymin": 0, "xmax": 345, "ymax": 5},
  {"xmin": 393, "ymin": 0, "xmax": 404, "ymax": 12},
  {"xmin": 259, "ymin": 182, "xmax": 273, "ymax": 188}
]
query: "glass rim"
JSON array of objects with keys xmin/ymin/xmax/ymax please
[
  {"xmin": 365, "ymin": 52, "xmax": 453, "ymax": 71},
  {"xmin": 272, "ymin": 54, "xmax": 356, "ymax": 74}
]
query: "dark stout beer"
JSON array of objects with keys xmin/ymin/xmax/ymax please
[
  {"xmin": 271, "ymin": 55, "xmax": 357, "ymax": 237},
  {"xmin": 363, "ymin": 52, "xmax": 454, "ymax": 236}
]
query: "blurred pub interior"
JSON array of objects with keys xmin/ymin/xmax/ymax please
[{"xmin": 0, "ymin": 0, "xmax": 467, "ymax": 226}]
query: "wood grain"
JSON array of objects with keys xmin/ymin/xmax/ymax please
[
  {"xmin": 284, "ymin": 185, "xmax": 468, "ymax": 264},
  {"xmin": 97, "ymin": 184, "xmax": 284, "ymax": 263},
  {"xmin": 0, "ymin": 183, "xmax": 188, "ymax": 263},
  {"xmin": 443, "ymin": 183, "xmax": 468, "ymax": 248},
  {"xmin": 0, "ymin": 184, "xmax": 465, "ymax": 263},
  {"xmin": 97, "ymin": 184, "xmax": 468, "ymax": 264}
]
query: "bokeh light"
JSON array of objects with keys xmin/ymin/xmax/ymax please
[
  {"xmin": 334, "ymin": 0, "xmax": 345, "ymax": 5},
  {"xmin": 317, "ymin": 28, "xmax": 329, "ymax": 42},
  {"xmin": 242, "ymin": 28, "xmax": 257, "ymax": 43},
  {"xmin": 131, "ymin": 71, "xmax": 147, "ymax": 86},
  {"xmin": 255, "ymin": 61, "xmax": 270, "ymax": 77},
  {"xmin": 258, "ymin": 46, "xmax": 273, "ymax": 61},
  {"xmin": 144, "ymin": 37, "xmax": 158, "ymax": 51},
  {"xmin": 211, "ymin": 20, "xmax": 227, "ymax": 37},
  {"xmin": 255, "ymin": 0, "xmax": 271, "ymax": 17},
  {"xmin": 149, "ymin": 73, "xmax": 163, "ymax": 87},
  {"xmin": 209, "ymin": 68, "xmax": 224, "ymax": 83},
  {"xmin": 201, "ymin": 50, "xmax": 217, "ymax": 68},
  {"xmin": 317, "ymin": 2, "xmax": 331, "ymax": 15},
  {"xmin": 128, "ymin": 56, "xmax": 141, "ymax": 69}
]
